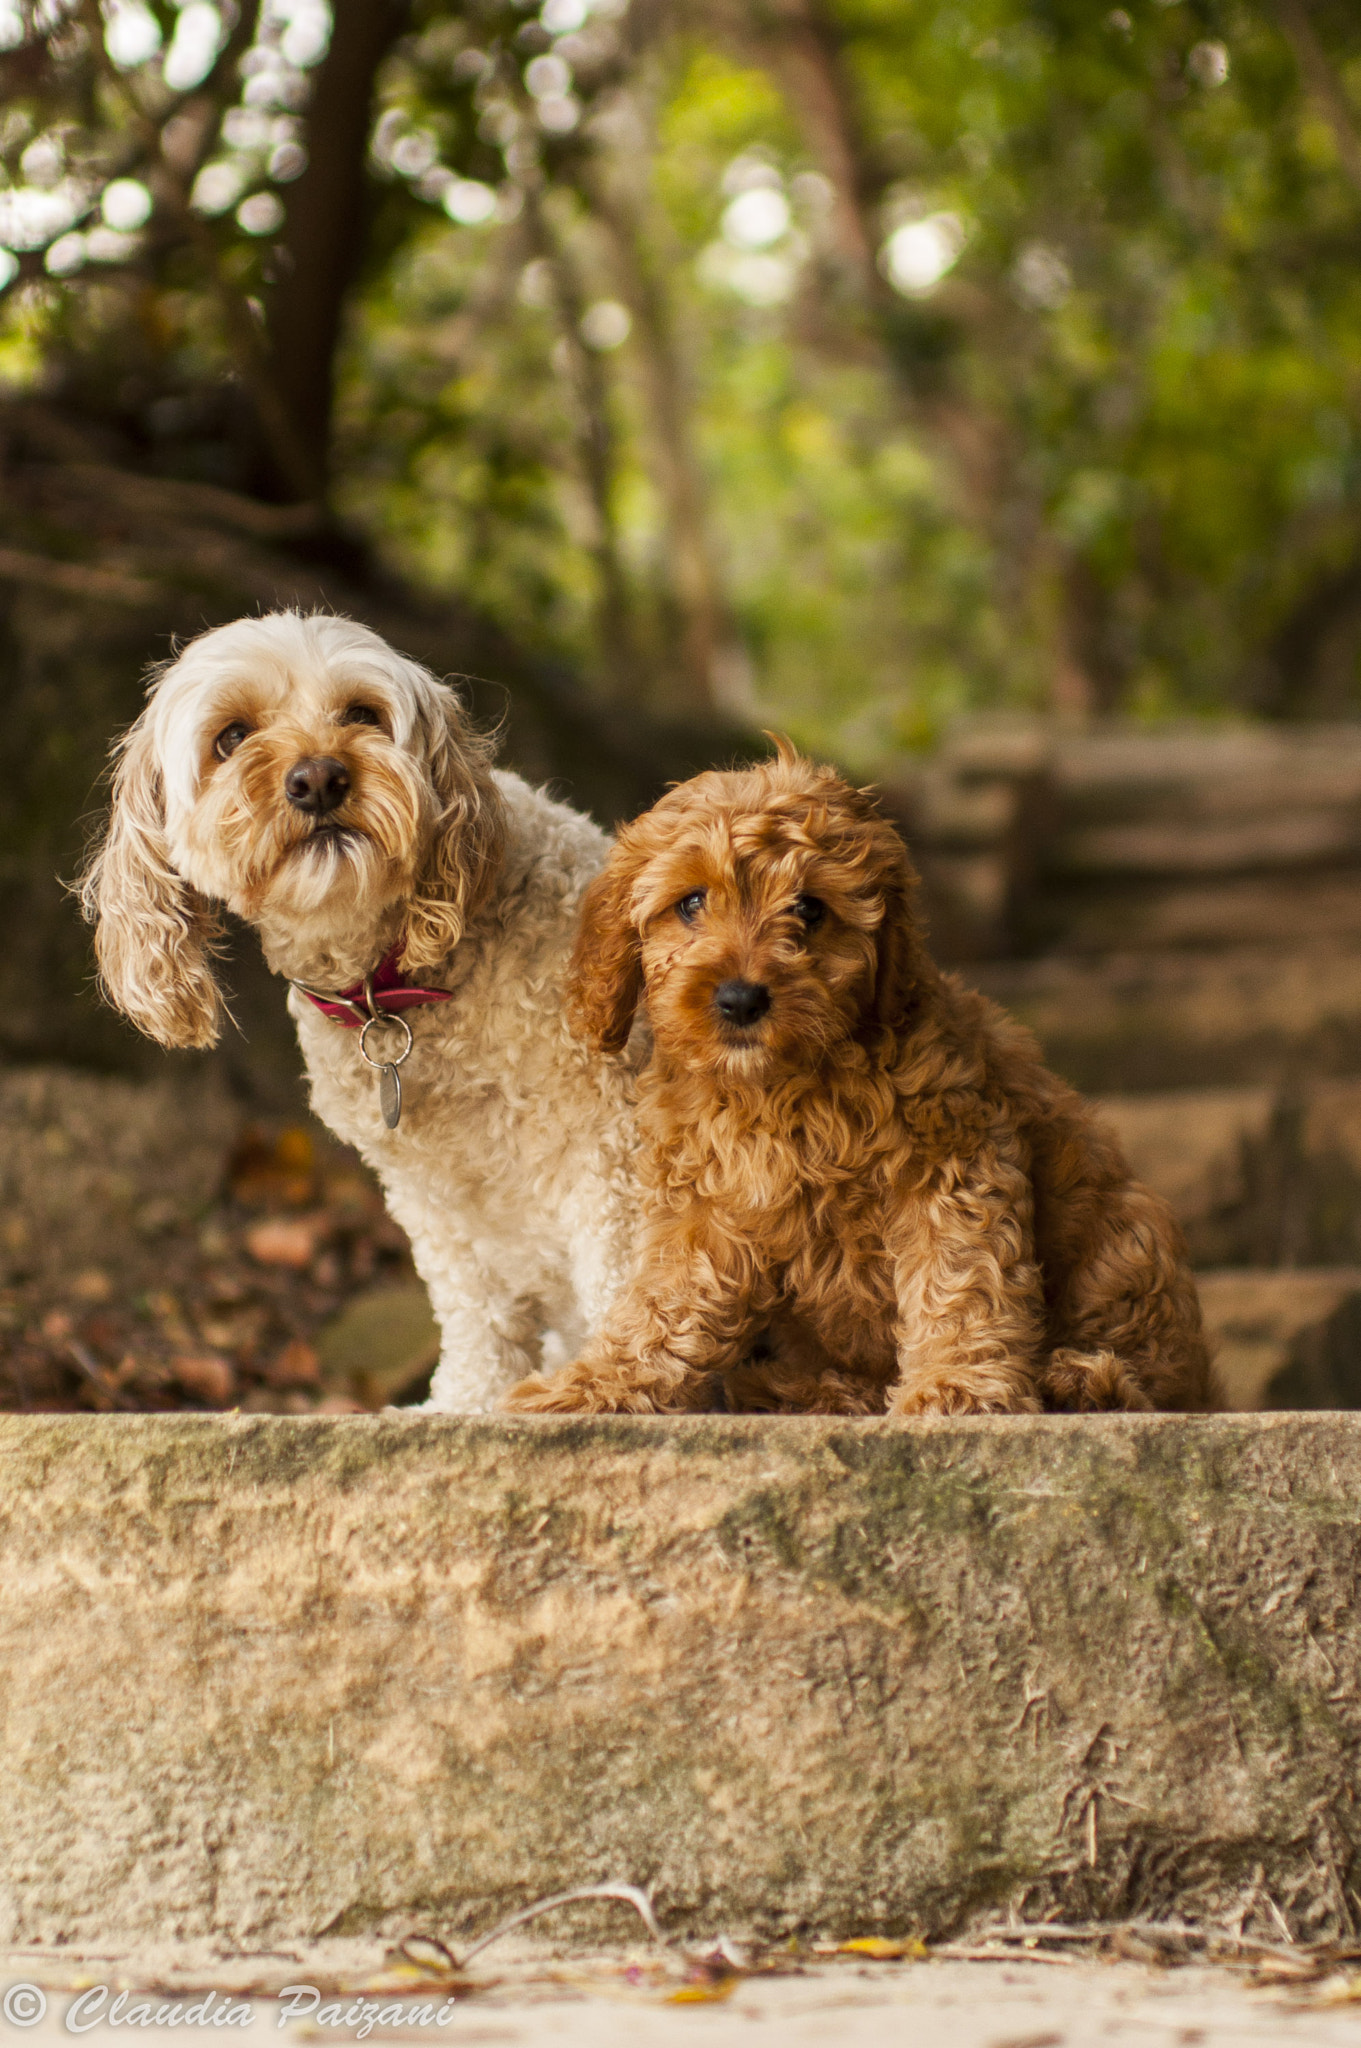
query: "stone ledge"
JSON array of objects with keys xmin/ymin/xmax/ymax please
[{"xmin": 2, "ymin": 1413, "xmax": 1361, "ymax": 1948}]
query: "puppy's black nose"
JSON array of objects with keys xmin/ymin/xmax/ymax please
[
  {"xmin": 285, "ymin": 756, "xmax": 350, "ymax": 815},
  {"xmin": 714, "ymin": 978, "xmax": 771, "ymax": 1028}
]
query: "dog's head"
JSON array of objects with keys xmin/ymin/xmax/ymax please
[
  {"xmin": 79, "ymin": 611, "xmax": 504, "ymax": 1048},
  {"xmin": 568, "ymin": 742, "xmax": 932, "ymax": 1081}
]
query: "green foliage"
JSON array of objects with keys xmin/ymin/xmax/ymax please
[{"xmin": 6, "ymin": 0, "xmax": 1361, "ymax": 750}]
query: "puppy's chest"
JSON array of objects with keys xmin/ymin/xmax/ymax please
[{"xmin": 661, "ymin": 1114, "xmax": 888, "ymax": 1252}]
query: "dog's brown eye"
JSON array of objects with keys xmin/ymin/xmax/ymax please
[
  {"xmin": 213, "ymin": 721, "xmax": 252, "ymax": 761},
  {"xmin": 339, "ymin": 703, "xmax": 382, "ymax": 729},
  {"xmin": 676, "ymin": 890, "xmax": 706, "ymax": 925},
  {"xmin": 794, "ymin": 894, "xmax": 825, "ymax": 928}
]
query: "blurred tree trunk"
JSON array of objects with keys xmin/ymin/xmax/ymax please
[
  {"xmin": 745, "ymin": 0, "xmax": 885, "ymax": 305},
  {"xmin": 587, "ymin": 168, "xmax": 747, "ymax": 717},
  {"xmin": 266, "ymin": 0, "xmax": 412, "ymax": 501},
  {"xmin": 522, "ymin": 186, "xmax": 641, "ymax": 703}
]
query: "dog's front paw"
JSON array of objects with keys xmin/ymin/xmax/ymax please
[
  {"xmin": 502, "ymin": 1369, "xmax": 615, "ymax": 1413},
  {"xmin": 1042, "ymin": 1348, "xmax": 1154, "ymax": 1413},
  {"xmin": 889, "ymin": 1377, "xmax": 1041, "ymax": 1417}
]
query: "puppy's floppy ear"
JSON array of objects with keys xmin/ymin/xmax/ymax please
[
  {"xmin": 402, "ymin": 683, "xmax": 507, "ymax": 973},
  {"xmin": 567, "ymin": 843, "xmax": 644, "ymax": 1055},
  {"xmin": 866, "ymin": 815, "xmax": 933, "ymax": 1034},
  {"xmin": 79, "ymin": 717, "xmax": 226, "ymax": 1050}
]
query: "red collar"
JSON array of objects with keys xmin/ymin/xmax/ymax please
[{"xmin": 293, "ymin": 942, "xmax": 454, "ymax": 1030}]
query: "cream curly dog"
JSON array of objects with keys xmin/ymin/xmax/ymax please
[
  {"xmin": 81, "ymin": 611, "xmax": 639, "ymax": 1411},
  {"xmin": 506, "ymin": 745, "xmax": 1221, "ymax": 1417}
]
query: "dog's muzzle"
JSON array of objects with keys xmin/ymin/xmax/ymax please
[
  {"xmin": 285, "ymin": 755, "xmax": 350, "ymax": 815},
  {"xmin": 714, "ymin": 978, "xmax": 771, "ymax": 1028}
]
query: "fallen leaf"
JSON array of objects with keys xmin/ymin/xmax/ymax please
[
  {"xmin": 275, "ymin": 1127, "xmax": 316, "ymax": 1176},
  {"xmin": 838, "ymin": 1937, "xmax": 927, "ymax": 1960},
  {"xmin": 245, "ymin": 1216, "xmax": 326, "ymax": 1269},
  {"xmin": 172, "ymin": 1354, "xmax": 236, "ymax": 1405},
  {"xmin": 265, "ymin": 1339, "xmax": 321, "ymax": 1387},
  {"xmin": 229, "ymin": 1126, "xmax": 317, "ymax": 1209},
  {"xmin": 1309, "ymin": 1973, "xmax": 1361, "ymax": 2004},
  {"xmin": 342, "ymin": 1969, "xmax": 475, "ymax": 1996},
  {"xmin": 666, "ymin": 1978, "xmax": 739, "ymax": 2004}
]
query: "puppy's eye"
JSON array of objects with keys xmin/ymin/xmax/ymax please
[
  {"xmin": 213, "ymin": 722, "xmax": 252, "ymax": 761},
  {"xmin": 794, "ymin": 894, "xmax": 825, "ymax": 928},
  {"xmin": 675, "ymin": 890, "xmax": 706, "ymax": 925},
  {"xmin": 339, "ymin": 703, "xmax": 382, "ymax": 730}
]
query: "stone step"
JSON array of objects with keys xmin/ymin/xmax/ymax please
[
  {"xmin": 883, "ymin": 719, "xmax": 1361, "ymax": 959},
  {"xmin": 1055, "ymin": 814, "xmax": 1361, "ymax": 880},
  {"xmin": 1197, "ymin": 1270, "xmax": 1361, "ymax": 1409},
  {"xmin": 1095, "ymin": 1081, "xmax": 1361, "ymax": 1268},
  {"xmin": 3, "ymin": 1412, "xmax": 1361, "ymax": 1948},
  {"xmin": 974, "ymin": 947, "xmax": 1361, "ymax": 1094},
  {"xmin": 1030, "ymin": 873, "xmax": 1361, "ymax": 956}
]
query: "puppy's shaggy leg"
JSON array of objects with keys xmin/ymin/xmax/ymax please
[
  {"xmin": 1052, "ymin": 1184, "xmax": 1222, "ymax": 1412},
  {"xmin": 887, "ymin": 1141, "xmax": 1045, "ymax": 1416},
  {"xmin": 503, "ymin": 1223, "xmax": 768, "ymax": 1413}
]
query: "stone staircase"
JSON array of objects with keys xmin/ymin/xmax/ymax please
[
  {"xmin": 885, "ymin": 718, "xmax": 1361, "ymax": 1410},
  {"xmin": 889, "ymin": 717, "xmax": 1361, "ymax": 964}
]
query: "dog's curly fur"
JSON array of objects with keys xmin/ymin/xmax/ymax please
[
  {"xmin": 505, "ymin": 745, "xmax": 1221, "ymax": 1417},
  {"xmin": 80, "ymin": 611, "xmax": 640, "ymax": 1411}
]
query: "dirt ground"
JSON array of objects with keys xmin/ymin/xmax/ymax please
[
  {"xmin": 6, "ymin": 1936, "xmax": 1361, "ymax": 2047},
  {"xmin": 0, "ymin": 1066, "xmax": 436, "ymax": 1416}
]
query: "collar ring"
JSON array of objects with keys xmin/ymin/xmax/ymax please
[{"xmin": 358, "ymin": 1009, "xmax": 414, "ymax": 1073}]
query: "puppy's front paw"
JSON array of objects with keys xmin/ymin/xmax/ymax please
[
  {"xmin": 889, "ymin": 1378, "xmax": 1041, "ymax": 1417},
  {"xmin": 501, "ymin": 1368, "xmax": 627, "ymax": 1413}
]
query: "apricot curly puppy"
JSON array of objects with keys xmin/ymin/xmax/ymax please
[{"xmin": 505, "ymin": 745, "xmax": 1221, "ymax": 1418}]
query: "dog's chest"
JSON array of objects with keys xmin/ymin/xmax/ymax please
[
  {"xmin": 669, "ymin": 1110, "xmax": 890, "ymax": 1269},
  {"xmin": 291, "ymin": 963, "xmax": 580, "ymax": 1202}
]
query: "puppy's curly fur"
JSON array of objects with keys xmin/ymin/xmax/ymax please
[
  {"xmin": 80, "ymin": 611, "xmax": 640, "ymax": 1412},
  {"xmin": 505, "ymin": 745, "xmax": 1221, "ymax": 1417}
]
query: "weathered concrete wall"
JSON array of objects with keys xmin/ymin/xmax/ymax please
[{"xmin": 2, "ymin": 1413, "xmax": 1360, "ymax": 1948}]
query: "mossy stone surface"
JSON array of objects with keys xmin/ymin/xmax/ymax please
[{"xmin": 1, "ymin": 1413, "xmax": 1359, "ymax": 1946}]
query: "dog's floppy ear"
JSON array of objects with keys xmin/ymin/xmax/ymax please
[
  {"xmin": 79, "ymin": 717, "xmax": 226, "ymax": 1049},
  {"xmin": 567, "ymin": 843, "xmax": 644, "ymax": 1055},
  {"xmin": 867, "ymin": 816, "xmax": 932, "ymax": 1034},
  {"xmin": 402, "ymin": 684, "xmax": 507, "ymax": 973}
]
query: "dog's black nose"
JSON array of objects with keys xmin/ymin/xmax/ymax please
[
  {"xmin": 714, "ymin": 978, "xmax": 771, "ymax": 1027},
  {"xmin": 285, "ymin": 756, "xmax": 350, "ymax": 815}
]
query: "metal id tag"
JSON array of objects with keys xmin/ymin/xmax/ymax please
[
  {"xmin": 359, "ymin": 1008, "xmax": 414, "ymax": 1133},
  {"xmin": 379, "ymin": 1062, "xmax": 402, "ymax": 1129}
]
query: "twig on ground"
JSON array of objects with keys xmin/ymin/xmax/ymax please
[
  {"xmin": 66, "ymin": 1340, "xmax": 140, "ymax": 1411},
  {"xmin": 456, "ymin": 1884, "xmax": 668, "ymax": 1968},
  {"xmin": 930, "ymin": 1944, "xmax": 1078, "ymax": 1966}
]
